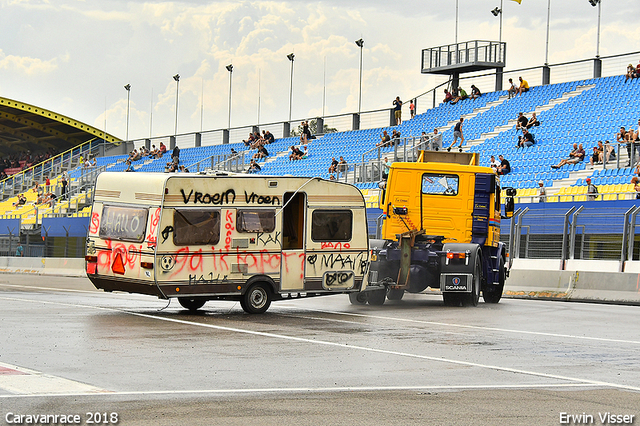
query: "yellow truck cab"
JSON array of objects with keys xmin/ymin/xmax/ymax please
[
  {"xmin": 351, "ymin": 151, "xmax": 514, "ymax": 307},
  {"xmin": 85, "ymin": 172, "xmax": 370, "ymax": 313}
]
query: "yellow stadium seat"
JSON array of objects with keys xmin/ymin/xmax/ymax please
[
  {"xmin": 560, "ymin": 196, "xmax": 572, "ymax": 202},
  {"xmin": 569, "ymin": 186, "xmax": 580, "ymax": 195},
  {"xmin": 547, "ymin": 195, "xmax": 559, "ymax": 202},
  {"xmin": 558, "ymin": 187, "xmax": 569, "ymax": 195},
  {"xmin": 603, "ymin": 193, "xmax": 616, "ymax": 201},
  {"xmin": 575, "ymin": 195, "xmax": 587, "ymax": 202}
]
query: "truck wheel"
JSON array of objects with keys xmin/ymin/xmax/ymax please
[
  {"xmin": 178, "ymin": 298, "xmax": 206, "ymax": 311},
  {"xmin": 387, "ymin": 288, "xmax": 404, "ymax": 301},
  {"xmin": 349, "ymin": 292, "xmax": 367, "ymax": 305},
  {"xmin": 464, "ymin": 255, "xmax": 482, "ymax": 307},
  {"xmin": 367, "ymin": 288, "xmax": 387, "ymax": 305},
  {"xmin": 240, "ymin": 282, "xmax": 272, "ymax": 314},
  {"xmin": 483, "ymin": 257, "xmax": 505, "ymax": 304}
]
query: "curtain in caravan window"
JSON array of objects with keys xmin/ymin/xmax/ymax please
[
  {"xmin": 173, "ymin": 210, "xmax": 220, "ymax": 245},
  {"xmin": 311, "ymin": 210, "xmax": 353, "ymax": 242}
]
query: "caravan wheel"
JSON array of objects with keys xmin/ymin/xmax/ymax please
[
  {"xmin": 241, "ymin": 282, "xmax": 272, "ymax": 314},
  {"xmin": 178, "ymin": 298, "xmax": 206, "ymax": 311},
  {"xmin": 349, "ymin": 292, "xmax": 367, "ymax": 305}
]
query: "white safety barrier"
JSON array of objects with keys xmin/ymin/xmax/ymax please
[{"xmin": 0, "ymin": 257, "xmax": 85, "ymax": 278}]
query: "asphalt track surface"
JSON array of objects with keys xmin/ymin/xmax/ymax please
[{"xmin": 0, "ymin": 273, "xmax": 639, "ymax": 426}]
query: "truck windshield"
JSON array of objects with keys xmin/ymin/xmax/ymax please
[{"xmin": 421, "ymin": 173, "xmax": 459, "ymax": 196}]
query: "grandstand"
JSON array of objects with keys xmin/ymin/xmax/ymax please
[{"xmin": 2, "ymin": 57, "xmax": 640, "ymax": 257}]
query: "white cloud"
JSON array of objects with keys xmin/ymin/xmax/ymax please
[{"xmin": 0, "ymin": 49, "xmax": 61, "ymax": 75}]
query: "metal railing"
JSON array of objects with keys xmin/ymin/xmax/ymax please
[{"xmin": 503, "ymin": 204, "xmax": 640, "ymax": 269}]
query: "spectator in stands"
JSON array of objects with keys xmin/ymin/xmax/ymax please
[
  {"xmin": 489, "ymin": 155, "xmax": 499, "ymax": 170},
  {"xmin": 247, "ymin": 160, "xmax": 261, "ymax": 174},
  {"xmin": 382, "ymin": 157, "xmax": 391, "ymax": 179},
  {"xmin": 301, "ymin": 145, "xmax": 309, "ymax": 159},
  {"xmin": 125, "ymin": 160, "xmax": 134, "ymax": 172},
  {"xmin": 515, "ymin": 112, "xmax": 528, "ymax": 131},
  {"xmin": 329, "ymin": 174, "xmax": 336, "ymax": 181},
  {"xmin": 60, "ymin": 174, "xmax": 68, "ymax": 198},
  {"xmin": 12, "ymin": 194, "xmax": 26, "ymax": 207},
  {"xmin": 171, "ymin": 145, "xmax": 180, "ymax": 164},
  {"xmin": 409, "ymin": 100, "xmax": 416, "ymax": 119},
  {"xmin": 289, "ymin": 146, "xmax": 297, "ymax": 161},
  {"xmin": 517, "ymin": 76, "xmax": 530, "ymax": 96},
  {"xmin": 15, "ymin": 244, "xmax": 23, "ymax": 257},
  {"xmin": 447, "ymin": 118, "xmax": 465, "ymax": 152},
  {"xmin": 586, "ymin": 178, "xmax": 598, "ymax": 201},
  {"xmin": 470, "ymin": 85, "xmax": 481, "ymax": 100},
  {"xmin": 391, "ymin": 129, "xmax": 401, "ymax": 146},
  {"xmin": 300, "ymin": 121, "xmax": 311, "ymax": 145},
  {"xmin": 517, "ymin": 128, "xmax": 535, "ymax": 148},
  {"xmin": 431, "ymin": 128, "xmax": 443, "ymax": 151},
  {"xmin": 253, "ymin": 144, "xmax": 269, "ymax": 160},
  {"xmin": 328, "ymin": 157, "xmax": 338, "ymax": 173},
  {"xmin": 551, "ymin": 143, "xmax": 585, "ymax": 168},
  {"xmin": 264, "ymin": 130, "xmax": 275, "ymax": 144},
  {"xmin": 149, "ymin": 145, "xmax": 158, "ymax": 158},
  {"xmin": 89, "ymin": 158, "xmax": 97, "ymax": 167},
  {"xmin": 42, "ymin": 192, "xmax": 56, "ymax": 208},
  {"xmin": 632, "ymin": 177, "xmax": 640, "ymax": 199},
  {"xmin": 507, "ymin": 78, "xmax": 517, "ymax": 99},
  {"xmin": 589, "ymin": 141, "xmax": 605, "ymax": 166},
  {"xmin": 157, "ymin": 142, "xmax": 167, "ymax": 158},
  {"xmin": 243, "ymin": 132, "xmax": 255, "ymax": 147},
  {"xmin": 538, "ymin": 181, "xmax": 546, "ymax": 203},
  {"xmin": 442, "ymin": 89, "xmax": 453, "ymax": 104},
  {"xmin": 497, "ymin": 155, "xmax": 511, "ymax": 175},
  {"xmin": 625, "ymin": 64, "xmax": 637, "ymax": 82},
  {"xmin": 337, "ymin": 156, "xmax": 348, "ymax": 174},
  {"xmin": 393, "ymin": 96, "xmax": 402, "ymax": 125},
  {"xmin": 45, "ymin": 177, "xmax": 50, "ymax": 193},
  {"xmin": 617, "ymin": 126, "xmax": 633, "ymax": 164},
  {"xmin": 526, "ymin": 112, "xmax": 540, "ymax": 129},
  {"xmin": 179, "ymin": 165, "xmax": 190, "ymax": 173},
  {"xmin": 451, "ymin": 86, "xmax": 468, "ymax": 104},
  {"xmin": 377, "ymin": 130, "xmax": 391, "ymax": 147}
]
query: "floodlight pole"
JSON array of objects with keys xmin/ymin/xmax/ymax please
[
  {"xmin": 544, "ymin": 0, "xmax": 551, "ymax": 65},
  {"xmin": 124, "ymin": 84, "xmax": 131, "ymax": 142},
  {"xmin": 355, "ymin": 39, "xmax": 364, "ymax": 115},
  {"xmin": 226, "ymin": 64, "xmax": 233, "ymax": 130},
  {"xmin": 596, "ymin": 0, "xmax": 601, "ymax": 57},
  {"xmin": 287, "ymin": 53, "xmax": 295, "ymax": 123},
  {"xmin": 173, "ymin": 74, "xmax": 180, "ymax": 136},
  {"xmin": 499, "ymin": 0, "xmax": 503, "ymax": 43},
  {"xmin": 455, "ymin": 0, "xmax": 459, "ymax": 45}
]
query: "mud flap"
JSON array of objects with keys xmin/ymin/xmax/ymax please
[{"xmin": 396, "ymin": 230, "xmax": 424, "ymax": 289}]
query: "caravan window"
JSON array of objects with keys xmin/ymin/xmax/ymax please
[
  {"xmin": 311, "ymin": 210, "xmax": 352, "ymax": 242},
  {"xmin": 99, "ymin": 205, "xmax": 148, "ymax": 243},
  {"xmin": 237, "ymin": 210, "xmax": 275, "ymax": 233},
  {"xmin": 173, "ymin": 209, "xmax": 220, "ymax": 245}
]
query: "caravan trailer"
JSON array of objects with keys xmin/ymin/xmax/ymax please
[{"xmin": 85, "ymin": 172, "xmax": 370, "ymax": 313}]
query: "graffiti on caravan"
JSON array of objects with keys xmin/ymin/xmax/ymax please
[
  {"xmin": 179, "ymin": 188, "xmax": 280, "ymax": 206},
  {"xmin": 99, "ymin": 205, "xmax": 148, "ymax": 243},
  {"xmin": 181, "ymin": 189, "xmax": 236, "ymax": 205}
]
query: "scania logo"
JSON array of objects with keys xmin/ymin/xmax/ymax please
[{"xmin": 452, "ymin": 277, "xmax": 461, "ymax": 285}]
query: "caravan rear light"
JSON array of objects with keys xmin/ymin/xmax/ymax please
[
  {"xmin": 140, "ymin": 261, "xmax": 154, "ymax": 269},
  {"xmin": 85, "ymin": 255, "xmax": 97, "ymax": 262}
]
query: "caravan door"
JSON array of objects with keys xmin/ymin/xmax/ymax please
[{"xmin": 280, "ymin": 192, "xmax": 306, "ymax": 291}]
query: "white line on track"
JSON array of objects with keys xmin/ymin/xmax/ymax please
[
  {"xmin": 2, "ymin": 295, "xmax": 640, "ymax": 395},
  {"xmin": 0, "ymin": 383, "xmax": 602, "ymax": 399}
]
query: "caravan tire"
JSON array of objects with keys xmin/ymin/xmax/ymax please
[
  {"xmin": 178, "ymin": 298, "xmax": 206, "ymax": 311},
  {"xmin": 241, "ymin": 282, "xmax": 272, "ymax": 314},
  {"xmin": 349, "ymin": 292, "xmax": 368, "ymax": 305}
]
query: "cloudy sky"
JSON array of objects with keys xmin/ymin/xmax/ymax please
[{"xmin": 0, "ymin": 0, "xmax": 638, "ymax": 142}]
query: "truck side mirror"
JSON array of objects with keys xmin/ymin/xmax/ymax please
[{"xmin": 503, "ymin": 187, "xmax": 516, "ymax": 218}]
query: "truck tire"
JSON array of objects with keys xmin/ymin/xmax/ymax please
[
  {"xmin": 240, "ymin": 282, "xmax": 272, "ymax": 314},
  {"xmin": 463, "ymin": 254, "xmax": 482, "ymax": 307},
  {"xmin": 367, "ymin": 288, "xmax": 387, "ymax": 305},
  {"xmin": 349, "ymin": 292, "xmax": 368, "ymax": 305},
  {"xmin": 178, "ymin": 298, "xmax": 206, "ymax": 311},
  {"xmin": 387, "ymin": 288, "xmax": 404, "ymax": 301},
  {"xmin": 483, "ymin": 257, "xmax": 505, "ymax": 304}
]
